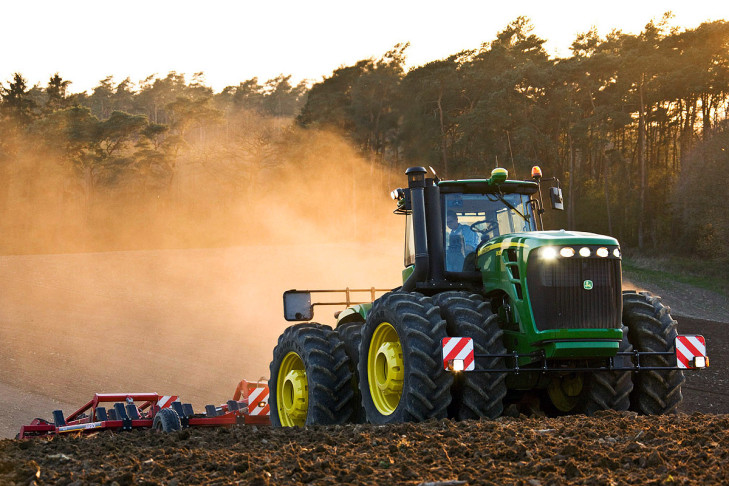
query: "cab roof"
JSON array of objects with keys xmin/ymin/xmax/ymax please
[{"xmin": 437, "ymin": 179, "xmax": 539, "ymax": 195}]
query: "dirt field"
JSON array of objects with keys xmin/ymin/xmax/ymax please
[
  {"xmin": 0, "ymin": 247, "xmax": 727, "ymax": 485},
  {"xmin": 0, "ymin": 244, "xmax": 402, "ymax": 439},
  {"xmin": 2, "ymin": 411, "xmax": 728, "ymax": 485}
]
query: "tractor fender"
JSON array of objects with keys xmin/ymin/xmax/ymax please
[{"xmin": 336, "ymin": 304, "xmax": 371, "ymax": 326}]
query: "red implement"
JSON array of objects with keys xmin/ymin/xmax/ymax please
[{"xmin": 18, "ymin": 381, "xmax": 270, "ymax": 439}]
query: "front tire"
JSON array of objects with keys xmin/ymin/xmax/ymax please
[
  {"xmin": 582, "ymin": 325, "xmax": 633, "ymax": 415},
  {"xmin": 269, "ymin": 323, "xmax": 354, "ymax": 426},
  {"xmin": 357, "ymin": 292, "xmax": 452, "ymax": 424},
  {"xmin": 623, "ymin": 291, "xmax": 684, "ymax": 415},
  {"xmin": 432, "ymin": 291, "xmax": 507, "ymax": 420},
  {"xmin": 544, "ymin": 327, "xmax": 633, "ymax": 416}
]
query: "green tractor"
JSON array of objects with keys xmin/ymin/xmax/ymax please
[{"xmin": 269, "ymin": 166, "xmax": 709, "ymax": 426}]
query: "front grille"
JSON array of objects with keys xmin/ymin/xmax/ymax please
[{"xmin": 526, "ymin": 254, "xmax": 622, "ymax": 331}]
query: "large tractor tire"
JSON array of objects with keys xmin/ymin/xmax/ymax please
[
  {"xmin": 336, "ymin": 321, "xmax": 366, "ymax": 423},
  {"xmin": 582, "ymin": 325, "xmax": 633, "ymax": 415},
  {"xmin": 269, "ymin": 323, "xmax": 354, "ymax": 427},
  {"xmin": 357, "ymin": 292, "xmax": 453, "ymax": 424},
  {"xmin": 545, "ymin": 327, "xmax": 633, "ymax": 416},
  {"xmin": 431, "ymin": 291, "xmax": 507, "ymax": 420},
  {"xmin": 623, "ymin": 291, "xmax": 684, "ymax": 415}
]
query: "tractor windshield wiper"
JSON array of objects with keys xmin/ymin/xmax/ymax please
[{"xmin": 487, "ymin": 193, "xmax": 530, "ymax": 223}]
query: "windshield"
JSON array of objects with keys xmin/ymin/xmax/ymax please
[{"xmin": 443, "ymin": 192, "xmax": 536, "ymax": 272}]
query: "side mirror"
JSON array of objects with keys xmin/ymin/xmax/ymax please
[
  {"xmin": 283, "ymin": 290, "xmax": 313, "ymax": 321},
  {"xmin": 550, "ymin": 187, "xmax": 564, "ymax": 211}
]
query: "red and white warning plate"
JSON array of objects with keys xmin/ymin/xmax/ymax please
[
  {"xmin": 675, "ymin": 335, "xmax": 708, "ymax": 369},
  {"xmin": 247, "ymin": 385, "xmax": 270, "ymax": 416},
  {"xmin": 156, "ymin": 395, "xmax": 178, "ymax": 409},
  {"xmin": 441, "ymin": 337, "xmax": 475, "ymax": 371}
]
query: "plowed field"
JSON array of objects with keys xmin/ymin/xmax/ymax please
[
  {"xmin": 2, "ymin": 412, "xmax": 729, "ymax": 485},
  {"xmin": 1, "ymin": 247, "xmax": 727, "ymax": 485}
]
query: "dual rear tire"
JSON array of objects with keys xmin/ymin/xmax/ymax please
[
  {"xmin": 357, "ymin": 292, "xmax": 453, "ymax": 424},
  {"xmin": 432, "ymin": 292, "xmax": 507, "ymax": 420},
  {"xmin": 268, "ymin": 324, "xmax": 355, "ymax": 426},
  {"xmin": 269, "ymin": 292, "xmax": 455, "ymax": 426}
]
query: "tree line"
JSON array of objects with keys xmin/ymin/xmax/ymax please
[
  {"xmin": 299, "ymin": 16, "xmax": 729, "ymax": 255},
  {"xmin": 2, "ymin": 15, "xmax": 728, "ymax": 256},
  {"xmin": 0, "ymin": 69, "xmax": 319, "ymax": 252},
  {"xmin": 0, "ymin": 71, "xmax": 307, "ymax": 201}
]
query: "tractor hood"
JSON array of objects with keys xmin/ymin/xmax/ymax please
[
  {"xmin": 477, "ymin": 229, "xmax": 620, "ymax": 260},
  {"xmin": 475, "ymin": 228, "xmax": 622, "ymax": 293},
  {"xmin": 520, "ymin": 230, "xmax": 619, "ymax": 246}
]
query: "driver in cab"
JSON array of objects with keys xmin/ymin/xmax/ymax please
[{"xmin": 446, "ymin": 210, "xmax": 480, "ymax": 271}]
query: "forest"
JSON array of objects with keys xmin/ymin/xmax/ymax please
[{"xmin": 1, "ymin": 16, "xmax": 728, "ymax": 257}]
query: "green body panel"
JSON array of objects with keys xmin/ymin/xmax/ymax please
[
  {"xmin": 402, "ymin": 265, "xmax": 414, "ymax": 285},
  {"xmin": 336, "ymin": 303, "xmax": 371, "ymax": 325},
  {"xmin": 476, "ymin": 229, "xmax": 623, "ymax": 363}
]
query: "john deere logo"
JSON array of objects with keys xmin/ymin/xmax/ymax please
[{"xmin": 583, "ymin": 280, "xmax": 594, "ymax": 290}]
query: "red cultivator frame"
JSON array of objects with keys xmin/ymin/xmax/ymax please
[{"xmin": 18, "ymin": 380, "xmax": 270, "ymax": 439}]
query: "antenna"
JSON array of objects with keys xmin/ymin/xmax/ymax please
[
  {"xmin": 506, "ymin": 130, "xmax": 517, "ymax": 178},
  {"xmin": 429, "ymin": 166, "xmax": 440, "ymax": 182}
]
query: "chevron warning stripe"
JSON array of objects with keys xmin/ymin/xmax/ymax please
[
  {"xmin": 675, "ymin": 335, "xmax": 707, "ymax": 369},
  {"xmin": 156, "ymin": 395, "xmax": 178, "ymax": 409},
  {"xmin": 441, "ymin": 337, "xmax": 475, "ymax": 371},
  {"xmin": 247, "ymin": 386, "xmax": 270, "ymax": 416}
]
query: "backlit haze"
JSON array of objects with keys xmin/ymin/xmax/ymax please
[
  {"xmin": 3, "ymin": 0, "xmax": 728, "ymax": 92},
  {"xmin": 1, "ymin": 0, "xmax": 728, "ymax": 440}
]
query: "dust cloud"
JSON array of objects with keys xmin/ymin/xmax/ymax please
[{"xmin": 0, "ymin": 115, "xmax": 409, "ymax": 436}]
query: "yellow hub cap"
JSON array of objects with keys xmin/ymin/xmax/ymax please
[
  {"xmin": 548, "ymin": 374, "xmax": 584, "ymax": 412},
  {"xmin": 368, "ymin": 322, "xmax": 404, "ymax": 415},
  {"xmin": 277, "ymin": 352, "xmax": 308, "ymax": 426}
]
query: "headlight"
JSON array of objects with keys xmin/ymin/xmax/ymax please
[
  {"xmin": 541, "ymin": 247, "xmax": 558, "ymax": 259},
  {"xmin": 390, "ymin": 189, "xmax": 403, "ymax": 200},
  {"xmin": 541, "ymin": 245, "xmax": 621, "ymax": 259},
  {"xmin": 560, "ymin": 247, "xmax": 575, "ymax": 258}
]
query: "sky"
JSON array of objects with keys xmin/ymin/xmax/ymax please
[{"xmin": 2, "ymin": 0, "xmax": 728, "ymax": 94}]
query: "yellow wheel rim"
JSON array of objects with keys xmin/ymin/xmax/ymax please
[
  {"xmin": 368, "ymin": 322, "xmax": 404, "ymax": 415},
  {"xmin": 276, "ymin": 351, "xmax": 308, "ymax": 426},
  {"xmin": 548, "ymin": 374, "xmax": 584, "ymax": 412}
]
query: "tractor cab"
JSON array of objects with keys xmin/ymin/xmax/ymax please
[
  {"xmin": 442, "ymin": 190, "xmax": 537, "ymax": 272},
  {"xmin": 399, "ymin": 167, "xmax": 545, "ymax": 283}
]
